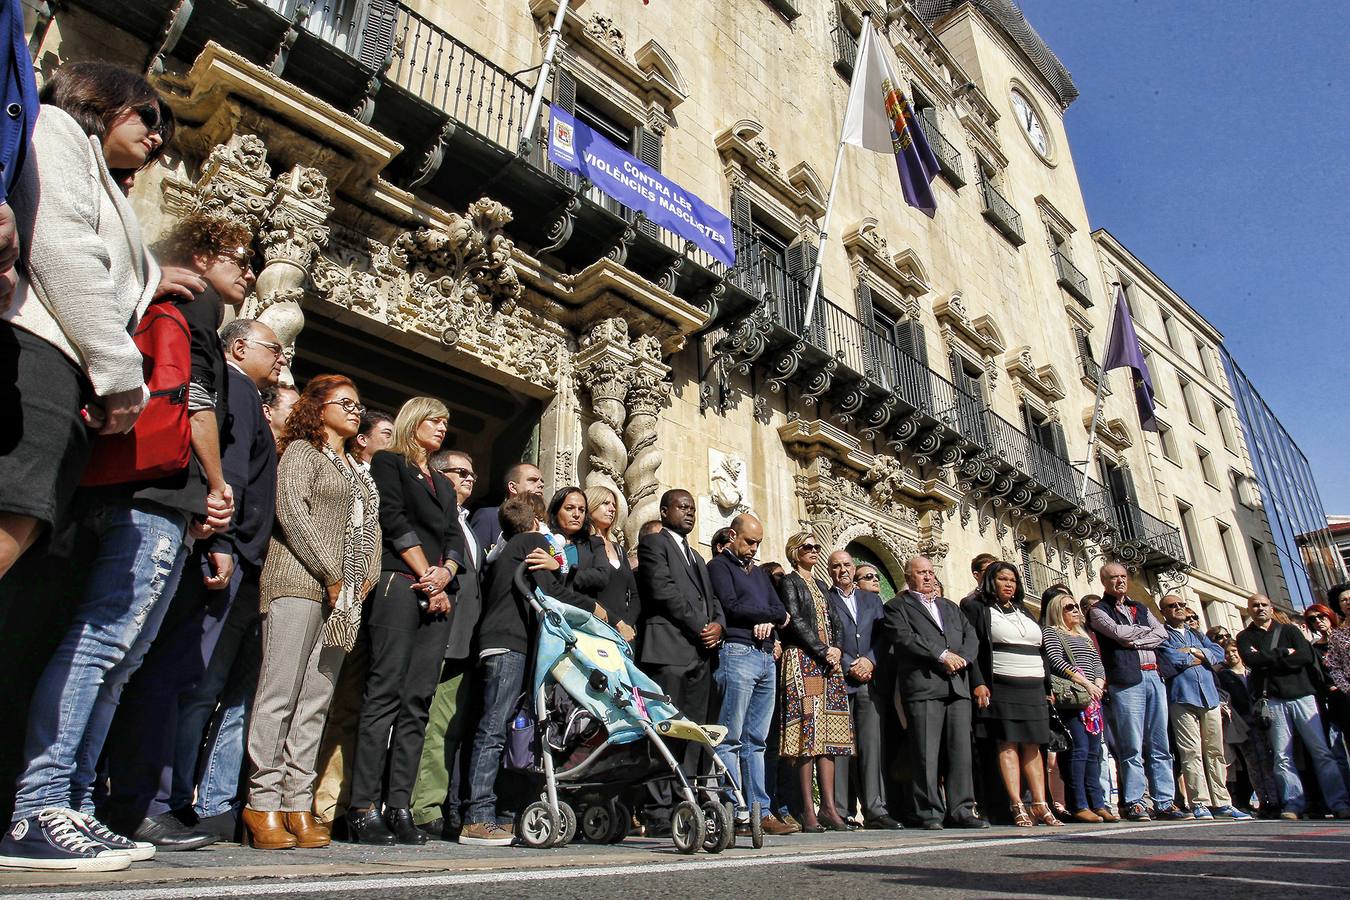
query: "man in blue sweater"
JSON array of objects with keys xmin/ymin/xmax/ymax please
[
  {"xmin": 708, "ymin": 513, "xmax": 794, "ymax": 836},
  {"xmin": 1157, "ymin": 595, "xmax": 1252, "ymax": 820}
]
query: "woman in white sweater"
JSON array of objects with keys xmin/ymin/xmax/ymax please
[{"xmin": 0, "ymin": 62, "xmax": 183, "ymax": 581}]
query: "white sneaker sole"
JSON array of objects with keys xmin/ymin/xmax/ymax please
[
  {"xmin": 457, "ymin": 835, "xmax": 514, "ymax": 846},
  {"xmin": 0, "ymin": 850, "xmax": 133, "ymax": 871}
]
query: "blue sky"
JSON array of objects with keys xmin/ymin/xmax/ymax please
[{"xmin": 1026, "ymin": 0, "xmax": 1349, "ymax": 511}]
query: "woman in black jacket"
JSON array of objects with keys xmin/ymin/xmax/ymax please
[
  {"xmin": 346, "ymin": 397, "xmax": 465, "ymax": 845},
  {"xmin": 585, "ymin": 485, "xmax": 638, "ymax": 644},
  {"xmin": 548, "ymin": 486, "xmax": 611, "ymax": 600},
  {"xmin": 775, "ymin": 531, "xmax": 852, "ymax": 832}
]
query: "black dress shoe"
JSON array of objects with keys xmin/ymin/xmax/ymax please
[
  {"xmin": 863, "ymin": 815, "xmax": 902, "ymax": 830},
  {"xmin": 345, "ymin": 808, "xmax": 396, "ymax": 845},
  {"xmin": 132, "ymin": 813, "xmax": 219, "ymax": 851},
  {"xmin": 416, "ymin": 817, "xmax": 446, "ymax": 842},
  {"xmin": 384, "ymin": 808, "xmax": 428, "ymax": 845},
  {"xmin": 194, "ymin": 810, "xmax": 242, "ymax": 843},
  {"xmin": 950, "ymin": 816, "xmax": 990, "ymax": 829},
  {"xmin": 922, "ymin": 820, "xmax": 945, "ymax": 830},
  {"xmin": 799, "ymin": 822, "xmax": 827, "ymax": 834}
]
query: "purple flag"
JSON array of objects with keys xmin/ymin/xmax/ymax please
[
  {"xmin": 840, "ymin": 21, "xmax": 941, "ymax": 217},
  {"xmin": 1102, "ymin": 286, "xmax": 1157, "ymax": 431}
]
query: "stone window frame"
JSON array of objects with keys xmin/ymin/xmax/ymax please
[
  {"xmin": 842, "ymin": 217, "xmax": 930, "ymax": 322},
  {"xmin": 1005, "ymin": 347, "xmax": 1066, "ymax": 423},
  {"xmin": 934, "ymin": 291, "xmax": 1007, "ymax": 394}
]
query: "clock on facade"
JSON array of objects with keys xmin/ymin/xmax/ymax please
[{"xmin": 1010, "ymin": 89, "xmax": 1049, "ymax": 158}]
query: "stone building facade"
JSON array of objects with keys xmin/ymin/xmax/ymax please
[{"xmin": 25, "ymin": 0, "xmax": 1283, "ymax": 612}]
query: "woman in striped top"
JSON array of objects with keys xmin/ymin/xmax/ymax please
[
  {"xmin": 1042, "ymin": 591, "xmax": 1114, "ymax": 823},
  {"xmin": 961, "ymin": 562, "xmax": 1059, "ymax": 827}
]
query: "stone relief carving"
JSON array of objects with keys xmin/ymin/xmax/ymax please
[{"xmin": 584, "ymin": 13, "xmax": 627, "ymax": 56}]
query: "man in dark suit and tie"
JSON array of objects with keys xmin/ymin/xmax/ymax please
[
  {"xmin": 410, "ymin": 450, "xmax": 486, "ymax": 840},
  {"xmin": 826, "ymin": 550, "xmax": 897, "ymax": 829},
  {"xmin": 883, "ymin": 555, "xmax": 989, "ymax": 830},
  {"xmin": 636, "ymin": 488, "xmax": 725, "ymax": 831}
]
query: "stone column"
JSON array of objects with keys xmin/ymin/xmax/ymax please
[
  {"xmin": 577, "ymin": 318, "xmax": 635, "ymax": 534},
  {"xmin": 622, "ymin": 334, "xmax": 671, "ymax": 548},
  {"xmin": 252, "ymin": 164, "xmax": 333, "ymax": 378}
]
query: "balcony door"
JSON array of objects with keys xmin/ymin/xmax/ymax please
[
  {"xmin": 1100, "ymin": 458, "xmax": 1141, "ymax": 539},
  {"xmin": 267, "ymin": 0, "xmax": 365, "ymax": 55},
  {"xmin": 949, "ymin": 354, "xmax": 989, "ymax": 445}
]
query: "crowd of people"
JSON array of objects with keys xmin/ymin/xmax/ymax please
[{"xmin": 3, "ymin": 49, "xmax": 1350, "ymax": 877}]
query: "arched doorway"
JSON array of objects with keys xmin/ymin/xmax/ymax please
[{"xmin": 847, "ymin": 541, "xmax": 903, "ymax": 602}]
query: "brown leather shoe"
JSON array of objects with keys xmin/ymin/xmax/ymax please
[
  {"xmin": 1072, "ymin": 808, "xmax": 1104, "ymax": 823},
  {"xmin": 761, "ymin": 815, "xmax": 797, "ymax": 836},
  {"xmin": 1093, "ymin": 806, "xmax": 1120, "ymax": 823},
  {"xmin": 242, "ymin": 808, "xmax": 298, "ymax": 850},
  {"xmin": 283, "ymin": 811, "xmax": 331, "ymax": 848}
]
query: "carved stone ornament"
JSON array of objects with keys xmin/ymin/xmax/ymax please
[
  {"xmin": 709, "ymin": 453, "xmax": 746, "ymax": 513},
  {"xmin": 862, "ymin": 455, "xmax": 908, "ymax": 508},
  {"xmin": 311, "ymin": 198, "xmax": 563, "ymax": 390},
  {"xmin": 584, "ymin": 13, "xmax": 627, "ymax": 57}
]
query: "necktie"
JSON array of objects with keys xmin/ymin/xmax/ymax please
[{"xmin": 682, "ymin": 537, "xmax": 696, "ymax": 567}]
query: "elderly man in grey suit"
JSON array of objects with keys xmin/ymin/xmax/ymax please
[
  {"xmin": 826, "ymin": 550, "xmax": 897, "ymax": 829},
  {"xmin": 883, "ymin": 555, "xmax": 989, "ymax": 830},
  {"xmin": 636, "ymin": 488, "xmax": 725, "ymax": 831}
]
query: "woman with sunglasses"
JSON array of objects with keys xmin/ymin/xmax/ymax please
[
  {"xmin": 1304, "ymin": 602, "xmax": 1350, "ymax": 780},
  {"xmin": 0, "ymin": 63, "xmax": 181, "ymax": 583},
  {"xmin": 243, "ymin": 376, "xmax": 381, "ymax": 851},
  {"xmin": 347, "ymin": 397, "xmax": 466, "ymax": 845},
  {"xmin": 1042, "ymin": 590, "xmax": 1114, "ymax": 823},
  {"xmin": 776, "ymin": 531, "xmax": 853, "ymax": 832}
]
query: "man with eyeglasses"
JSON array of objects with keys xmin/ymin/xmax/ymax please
[
  {"xmin": 1087, "ymin": 563, "xmax": 1187, "ymax": 822},
  {"xmin": 408, "ymin": 450, "xmax": 484, "ymax": 840},
  {"xmin": 1237, "ymin": 593, "xmax": 1350, "ymax": 820},
  {"xmin": 1157, "ymin": 594, "xmax": 1252, "ymax": 820}
]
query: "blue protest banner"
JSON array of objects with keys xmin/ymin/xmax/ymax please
[{"xmin": 547, "ymin": 107, "xmax": 736, "ymax": 268}]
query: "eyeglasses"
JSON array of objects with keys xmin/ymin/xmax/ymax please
[
  {"xmin": 242, "ymin": 338, "xmax": 284, "ymax": 358},
  {"xmin": 323, "ymin": 398, "xmax": 366, "ymax": 415},
  {"xmin": 220, "ymin": 246, "xmax": 253, "ymax": 269},
  {"xmin": 134, "ymin": 104, "xmax": 168, "ymax": 137},
  {"xmin": 799, "ymin": 544, "xmax": 821, "ymax": 553},
  {"xmin": 857, "ymin": 573, "xmax": 880, "ymax": 580},
  {"xmin": 440, "ymin": 467, "xmax": 476, "ymax": 481},
  {"xmin": 1185, "ymin": 617, "xmax": 1199, "ymax": 624},
  {"xmin": 1063, "ymin": 604, "xmax": 1081, "ymax": 612},
  {"xmin": 1163, "ymin": 602, "xmax": 1187, "ymax": 610}
]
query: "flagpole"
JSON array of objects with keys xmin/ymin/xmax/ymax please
[
  {"xmin": 801, "ymin": 14, "xmax": 874, "ymax": 332},
  {"xmin": 520, "ymin": 0, "xmax": 572, "ymax": 156},
  {"xmin": 1078, "ymin": 282, "xmax": 1120, "ymax": 500}
]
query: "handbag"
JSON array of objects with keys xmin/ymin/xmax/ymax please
[
  {"xmin": 1049, "ymin": 629, "xmax": 1093, "ymax": 713},
  {"xmin": 1046, "ymin": 706, "xmax": 1071, "ymax": 754},
  {"xmin": 1250, "ymin": 625, "xmax": 1280, "ymax": 730}
]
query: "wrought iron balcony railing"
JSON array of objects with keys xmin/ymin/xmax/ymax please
[
  {"xmin": 1024, "ymin": 558, "xmax": 1069, "ymax": 601},
  {"xmin": 832, "ymin": 23, "xmax": 858, "ymax": 78},
  {"xmin": 979, "ymin": 177, "xmax": 1025, "ymax": 245},
  {"xmin": 1113, "ymin": 503, "xmax": 1188, "ymax": 564},
  {"xmin": 919, "ymin": 108, "xmax": 966, "ymax": 187},
  {"xmin": 1052, "ymin": 250, "xmax": 1093, "ymax": 306}
]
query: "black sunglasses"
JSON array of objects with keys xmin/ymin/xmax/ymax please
[{"xmin": 134, "ymin": 104, "xmax": 168, "ymax": 137}]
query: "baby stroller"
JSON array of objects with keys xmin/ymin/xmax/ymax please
[{"xmin": 511, "ymin": 564, "xmax": 764, "ymax": 854}]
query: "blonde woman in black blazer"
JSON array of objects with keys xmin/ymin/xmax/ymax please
[{"xmin": 346, "ymin": 397, "xmax": 465, "ymax": 845}]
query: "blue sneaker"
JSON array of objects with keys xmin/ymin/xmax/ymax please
[
  {"xmin": 66, "ymin": 810, "xmax": 156, "ymax": 862},
  {"xmin": 1211, "ymin": 805, "xmax": 1253, "ymax": 820},
  {"xmin": 0, "ymin": 808, "xmax": 133, "ymax": 872},
  {"xmin": 1153, "ymin": 804, "xmax": 1192, "ymax": 821},
  {"xmin": 1191, "ymin": 805, "xmax": 1213, "ymax": 819}
]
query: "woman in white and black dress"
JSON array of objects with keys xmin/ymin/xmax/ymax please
[{"xmin": 961, "ymin": 562, "xmax": 1060, "ymax": 827}]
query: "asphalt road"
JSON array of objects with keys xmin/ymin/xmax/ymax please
[{"xmin": 4, "ymin": 819, "xmax": 1348, "ymax": 899}]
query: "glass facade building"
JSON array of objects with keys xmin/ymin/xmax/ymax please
[{"xmin": 1222, "ymin": 348, "xmax": 1344, "ymax": 610}]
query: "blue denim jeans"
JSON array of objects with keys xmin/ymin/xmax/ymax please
[
  {"xmin": 463, "ymin": 651, "xmax": 527, "ymax": 825},
  {"xmin": 1104, "ymin": 671, "xmax": 1174, "ymax": 808},
  {"xmin": 11, "ymin": 500, "xmax": 188, "ymax": 822},
  {"xmin": 1269, "ymin": 694, "xmax": 1350, "ymax": 813},
  {"xmin": 713, "ymin": 643, "xmax": 776, "ymax": 817},
  {"xmin": 1062, "ymin": 711, "xmax": 1104, "ymax": 813},
  {"xmin": 187, "ymin": 576, "xmax": 262, "ymax": 818}
]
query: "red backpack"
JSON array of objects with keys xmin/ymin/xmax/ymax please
[{"xmin": 80, "ymin": 298, "xmax": 194, "ymax": 487}]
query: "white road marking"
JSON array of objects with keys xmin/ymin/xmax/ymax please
[{"xmin": 10, "ymin": 821, "xmax": 1259, "ymax": 900}]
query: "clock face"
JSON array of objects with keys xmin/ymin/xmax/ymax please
[{"xmin": 1011, "ymin": 90, "xmax": 1049, "ymax": 157}]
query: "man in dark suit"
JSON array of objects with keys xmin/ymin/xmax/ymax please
[
  {"xmin": 468, "ymin": 462, "xmax": 545, "ymax": 558},
  {"xmin": 826, "ymin": 550, "xmax": 896, "ymax": 829},
  {"xmin": 636, "ymin": 488, "xmax": 724, "ymax": 830},
  {"xmin": 410, "ymin": 450, "xmax": 486, "ymax": 840},
  {"xmin": 883, "ymin": 555, "xmax": 989, "ymax": 830}
]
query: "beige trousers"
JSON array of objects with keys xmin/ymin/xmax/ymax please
[
  {"xmin": 1170, "ymin": 702, "xmax": 1232, "ymax": 808},
  {"xmin": 312, "ymin": 632, "xmax": 369, "ymax": 822}
]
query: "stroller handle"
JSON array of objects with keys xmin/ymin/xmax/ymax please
[{"xmin": 514, "ymin": 561, "xmax": 547, "ymax": 614}]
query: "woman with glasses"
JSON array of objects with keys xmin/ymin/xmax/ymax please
[
  {"xmin": 242, "ymin": 376, "xmax": 380, "ymax": 851},
  {"xmin": 0, "ymin": 63, "xmax": 178, "ymax": 586},
  {"xmin": 1304, "ymin": 603, "xmax": 1350, "ymax": 783},
  {"xmin": 346, "ymin": 397, "xmax": 466, "ymax": 845},
  {"xmin": 962, "ymin": 562, "xmax": 1060, "ymax": 827},
  {"xmin": 854, "ymin": 565, "xmax": 883, "ymax": 595},
  {"xmin": 1042, "ymin": 590, "xmax": 1113, "ymax": 823},
  {"xmin": 776, "ymin": 531, "xmax": 853, "ymax": 832}
]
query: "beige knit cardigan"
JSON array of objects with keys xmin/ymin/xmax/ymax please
[{"xmin": 260, "ymin": 440, "xmax": 381, "ymax": 611}]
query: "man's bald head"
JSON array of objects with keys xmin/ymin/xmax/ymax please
[{"xmin": 726, "ymin": 513, "xmax": 763, "ymax": 564}]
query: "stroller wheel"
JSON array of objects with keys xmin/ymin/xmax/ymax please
[
  {"xmin": 553, "ymin": 800, "xmax": 577, "ymax": 847},
  {"xmin": 671, "ymin": 801, "xmax": 705, "ymax": 855},
  {"xmin": 749, "ymin": 801, "xmax": 765, "ymax": 849},
  {"xmin": 608, "ymin": 800, "xmax": 631, "ymax": 844},
  {"xmin": 701, "ymin": 800, "xmax": 734, "ymax": 854},
  {"xmin": 518, "ymin": 801, "xmax": 558, "ymax": 849}
]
